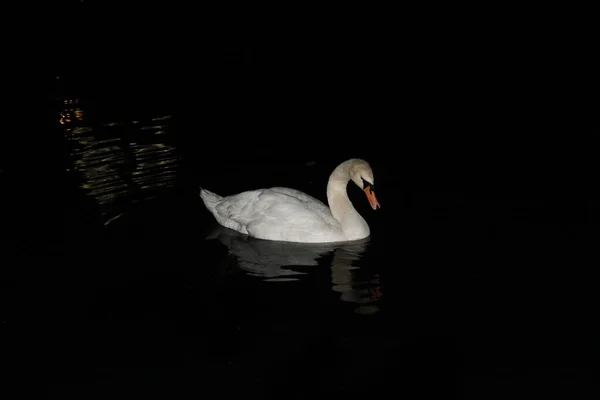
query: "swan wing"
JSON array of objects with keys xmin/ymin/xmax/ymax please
[{"xmin": 213, "ymin": 188, "xmax": 342, "ymax": 242}]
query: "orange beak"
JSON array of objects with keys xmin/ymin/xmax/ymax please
[{"xmin": 363, "ymin": 186, "xmax": 380, "ymax": 210}]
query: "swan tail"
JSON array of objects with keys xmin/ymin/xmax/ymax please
[{"xmin": 199, "ymin": 187, "xmax": 223, "ymax": 211}]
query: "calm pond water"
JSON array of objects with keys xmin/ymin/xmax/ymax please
[{"xmin": 37, "ymin": 70, "xmax": 600, "ymax": 398}]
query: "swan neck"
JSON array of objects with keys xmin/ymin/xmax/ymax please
[
  {"xmin": 326, "ymin": 161, "xmax": 370, "ymax": 240},
  {"xmin": 327, "ymin": 182, "xmax": 352, "ymax": 221}
]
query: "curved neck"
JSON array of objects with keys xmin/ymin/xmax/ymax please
[{"xmin": 326, "ymin": 160, "xmax": 370, "ymax": 240}]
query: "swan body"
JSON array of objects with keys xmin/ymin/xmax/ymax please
[{"xmin": 200, "ymin": 159, "xmax": 380, "ymax": 243}]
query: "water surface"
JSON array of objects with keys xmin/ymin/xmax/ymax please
[{"xmin": 55, "ymin": 89, "xmax": 600, "ymax": 398}]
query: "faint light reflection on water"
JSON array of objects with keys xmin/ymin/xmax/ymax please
[{"xmin": 62, "ymin": 99, "xmax": 179, "ymax": 224}]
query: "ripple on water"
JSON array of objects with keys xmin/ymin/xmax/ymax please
[{"xmin": 65, "ymin": 115, "xmax": 179, "ymax": 223}]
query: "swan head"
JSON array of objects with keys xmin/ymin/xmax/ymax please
[{"xmin": 348, "ymin": 159, "xmax": 381, "ymax": 210}]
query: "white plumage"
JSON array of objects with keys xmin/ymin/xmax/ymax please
[{"xmin": 200, "ymin": 159, "xmax": 380, "ymax": 243}]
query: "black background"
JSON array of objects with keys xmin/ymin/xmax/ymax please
[{"xmin": 4, "ymin": 2, "xmax": 599, "ymax": 398}]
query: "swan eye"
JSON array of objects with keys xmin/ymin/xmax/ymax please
[{"xmin": 362, "ymin": 178, "xmax": 374, "ymax": 189}]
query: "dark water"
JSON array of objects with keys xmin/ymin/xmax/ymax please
[
  {"xmin": 51, "ymin": 84, "xmax": 600, "ymax": 398},
  {"xmin": 10, "ymin": 40, "xmax": 596, "ymax": 397}
]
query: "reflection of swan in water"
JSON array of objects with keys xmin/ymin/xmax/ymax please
[
  {"xmin": 329, "ymin": 241, "xmax": 382, "ymax": 305},
  {"xmin": 208, "ymin": 225, "xmax": 333, "ymax": 281},
  {"xmin": 207, "ymin": 226, "xmax": 382, "ymax": 307}
]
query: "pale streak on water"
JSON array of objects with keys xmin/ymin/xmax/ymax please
[{"xmin": 63, "ymin": 101, "xmax": 179, "ymax": 225}]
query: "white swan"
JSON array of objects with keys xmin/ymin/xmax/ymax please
[{"xmin": 199, "ymin": 159, "xmax": 380, "ymax": 243}]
